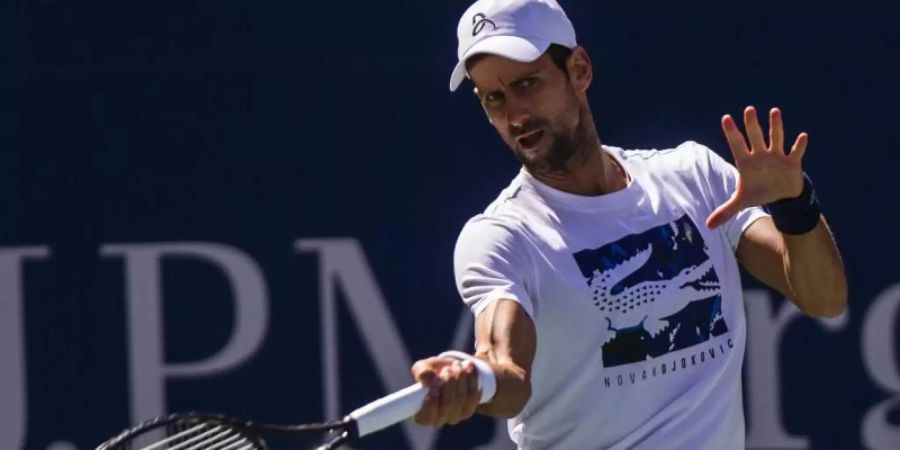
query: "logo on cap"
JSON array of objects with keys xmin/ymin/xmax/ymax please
[{"xmin": 471, "ymin": 13, "xmax": 496, "ymax": 36}]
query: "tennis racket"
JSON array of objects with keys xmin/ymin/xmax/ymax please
[{"xmin": 95, "ymin": 351, "xmax": 497, "ymax": 450}]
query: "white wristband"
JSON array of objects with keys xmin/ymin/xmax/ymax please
[{"xmin": 438, "ymin": 350, "xmax": 497, "ymax": 404}]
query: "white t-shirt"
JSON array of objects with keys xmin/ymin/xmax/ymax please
[{"xmin": 454, "ymin": 141, "xmax": 768, "ymax": 450}]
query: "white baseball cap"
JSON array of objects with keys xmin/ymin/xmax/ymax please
[{"xmin": 449, "ymin": 0, "xmax": 577, "ymax": 92}]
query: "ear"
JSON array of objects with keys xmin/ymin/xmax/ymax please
[{"xmin": 566, "ymin": 46, "xmax": 593, "ymax": 94}]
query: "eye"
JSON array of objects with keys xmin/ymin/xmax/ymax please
[
  {"xmin": 483, "ymin": 91, "xmax": 504, "ymax": 105},
  {"xmin": 516, "ymin": 77, "xmax": 538, "ymax": 89}
]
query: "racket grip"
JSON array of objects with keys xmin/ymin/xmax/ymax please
[
  {"xmin": 348, "ymin": 383, "xmax": 428, "ymax": 437},
  {"xmin": 348, "ymin": 352, "xmax": 497, "ymax": 438}
]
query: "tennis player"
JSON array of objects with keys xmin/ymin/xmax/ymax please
[{"xmin": 411, "ymin": 0, "xmax": 847, "ymax": 448}]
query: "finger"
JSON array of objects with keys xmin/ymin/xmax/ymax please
[
  {"xmin": 721, "ymin": 115, "xmax": 750, "ymax": 161},
  {"xmin": 414, "ymin": 395, "xmax": 439, "ymax": 426},
  {"xmin": 459, "ymin": 361, "xmax": 480, "ymax": 422},
  {"xmin": 447, "ymin": 362, "xmax": 468, "ymax": 425},
  {"xmin": 705, "ymin": 192, "xmax": 743, "ymax": 229},
  {"xmin": 769, "ymin": 108, "xmax": 784, "ymax": 154},
  {"xmin": 743, "ymin": 106, "xmax": 767, "ymax": 152},
  {"xmin": 435, "ymin": 366, "xmax": 454, "ymax": 426},
  {"xmin": 789, "ymin": 132, "xmax": 809, "ymax": 163},
  {"xmin": 413, "ymin": 362, "xmax": 444, "ymax": 426},
  {"xmin": 412, "ymin": 357, "xmax": 455, "ymax": 385},
  {"xmin": 412, "ymin": 361, "xmax": 435, "ymax": 386}
]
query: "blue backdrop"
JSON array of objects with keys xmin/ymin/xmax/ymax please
[{"xmin": 4, "ymin": 1, "xmax": 900, "ymax": 449}]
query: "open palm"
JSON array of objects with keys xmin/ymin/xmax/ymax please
[{"xmin": 706, "ymin": 106, "xmax": 808, "ymax": 229}]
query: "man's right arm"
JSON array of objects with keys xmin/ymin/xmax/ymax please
[{"xmin": 412, "ymin": 298, "xmax": 536, "ymax": 426}]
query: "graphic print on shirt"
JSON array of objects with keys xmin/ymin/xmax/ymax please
[{"xmin": 573, "ymin": 214, "xmax": 728, "ymax": 368}]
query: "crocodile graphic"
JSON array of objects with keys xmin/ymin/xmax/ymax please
[
  {"xmin": 573, "ymin": 215, "xmax": 729, "ymax": 367},
  {"xmin": 590, "ymin": 243, "xmax": 719, "ymax": 341}
]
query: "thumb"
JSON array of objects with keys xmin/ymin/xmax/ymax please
[{"xmin": 706, "ymin": 192, "xmax": 742, "ymax": 229}]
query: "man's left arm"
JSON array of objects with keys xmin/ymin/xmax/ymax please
[
  {"xmin": 736, "ymin": 216, "xmax": 847, "ymax": 317},
  {"xmin": 705, "ymin": 105, "xmax": 847, "ymax": 317}
]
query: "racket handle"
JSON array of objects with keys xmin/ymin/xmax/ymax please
[
  {"xmin": 348, "ymin": 351, "xmax": 497, "ymax": 437},
  {"xmin": 347, "ymin": 383, "xmax": 427, "ymax": 437}
]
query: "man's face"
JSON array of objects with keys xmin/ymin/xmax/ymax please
[{"xmin": 468, "ymin": 51, "xmax": 588, "ymax": 173}]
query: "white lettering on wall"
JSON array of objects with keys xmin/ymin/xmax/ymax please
[
  {"xmin": 101, "ymin": 243, "xmax": 269, "ymax": 427},
  {"xmin": 861, "ymin": 283, "xmax": 900, "ymax": 450},
  {"xmin": 0, "ymin": 247, "xmax": 49, "ymax": 450},
  {"xmin": 743, "ymin": 289, "xmax": 849, "ymax": 449}
]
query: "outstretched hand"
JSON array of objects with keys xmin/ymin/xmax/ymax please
[{"xmin": 706, "ymin": 106, "xmax": 808, "ymax": 229}]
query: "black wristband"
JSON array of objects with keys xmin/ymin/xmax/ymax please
[{"xmin": 764, "ymin": 173, "xmax": 821, "ymax": 235}]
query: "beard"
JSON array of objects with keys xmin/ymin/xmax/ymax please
[{"xmin": 507, "ymin": 103, "xmax": 592, "ymax": 175}]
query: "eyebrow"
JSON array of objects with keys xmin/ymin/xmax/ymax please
[
  {"xmin": 477, "ymin": 70, "xmax": 542, "ymax": 99},
  {"xmin": 510, "ymin": 70, "xmax": 541, "ymax": 85}
]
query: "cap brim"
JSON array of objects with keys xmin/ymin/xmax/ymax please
[{"xmin": 448, "ymin": 35, "xmax": 551, "ymax": 92}]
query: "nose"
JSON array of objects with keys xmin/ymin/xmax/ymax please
[{"xmin": 505, "ymin": 94, "xmax": 532, "ymax": 129}]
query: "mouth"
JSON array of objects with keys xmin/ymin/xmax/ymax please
[
  {"xmin": 678, "ymin": 265, "xmax": 719, "ymax": 292},
  {"xmin": 516, "ymin": 129, "xmax": 545, "ymax": 151}
]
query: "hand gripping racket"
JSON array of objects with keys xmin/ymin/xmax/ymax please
[{"xmin": 95, "ymin": 351, "xmax": 496, "ymax": 450}]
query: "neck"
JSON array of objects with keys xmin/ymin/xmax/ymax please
[{"xmin": 528, "ymin": 146, "xmax": 628, "ymax": 196}]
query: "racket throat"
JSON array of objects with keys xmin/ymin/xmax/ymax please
[{"xmin": 316, "ymin": 427, "xmax": 354, "ymax": 450}]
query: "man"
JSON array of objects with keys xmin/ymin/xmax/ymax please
[{"xmin": 412, "ymin": 0, "xmax": 847, "ymax": 448}]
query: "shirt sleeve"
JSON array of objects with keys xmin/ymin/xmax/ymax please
[
  {"xmin": 693, "ymin": 141, "xmax": 770, "ymax": 251},
  {"xmin": 453, "ymin": 216, "xmax": 535, "ymax": 319}
]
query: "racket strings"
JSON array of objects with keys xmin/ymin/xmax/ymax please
[
  {"xmin": 98, "ymin": 414, "xmax": 350, "ymax": 450},
  {"xmin": 137, "ymin": 421, "xmax": 256, "ymax": 450}
]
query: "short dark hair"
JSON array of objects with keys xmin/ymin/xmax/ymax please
[{"xmin": 464, "ymin": 43, "xmax": 573, "ymax": 76}]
